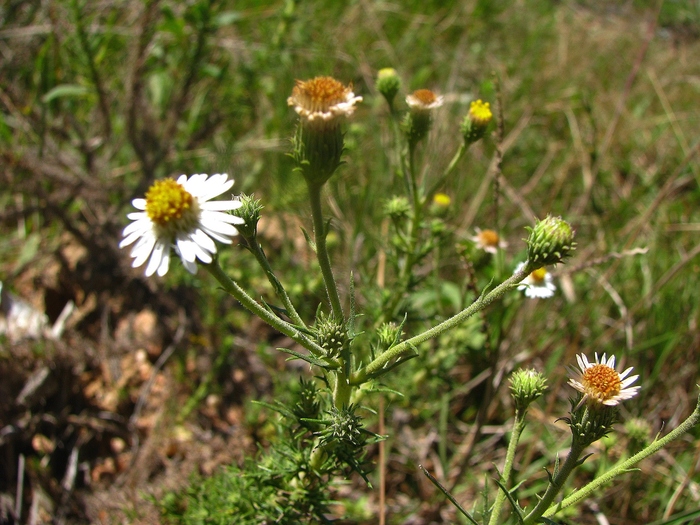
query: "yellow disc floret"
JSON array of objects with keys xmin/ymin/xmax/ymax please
[
  {"xmin": 582, "ymin": 364, "xmax": 622, "ymax": 403},
  {"xmin": 292, "ymin": 77, "xmax": 352, "ymax": 112},
  {"xmin": 529, "ymin": 267, "xmax": 548, "ymax": 283},
  {"xmin": 479, "ymin": 229, "xmax": 500, "ymax": 248},
  {"xmin": 469, "ymin": 99, "xmax": 492, "ymax": 127},
  {"xmin": 145, "ymin": 179, "xmax": 197, "ymax": 229}
]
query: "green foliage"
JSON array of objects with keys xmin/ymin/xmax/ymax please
[{"xmin": 2, "ymin": 0, "xmax": 700, "ymax": 523}]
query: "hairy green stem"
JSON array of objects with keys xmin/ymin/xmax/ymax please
[
  {"xmin": 204, "ymin": 258, "xmax": 325, "ymax": 356},
  {"xmin": 522, "ymin": 440, "xmax": 588, "ymax": 525},
  {"xmin": 425, "ymin": 142, "xmax": 466, "ymax": 203},
  {"xmin": 307, "ymin": 181, "xmax": 344, "ymax": 322},
  {"xmin": 353, "ymin": 262, "xmax": 531, "ymax": 384},
  {"xmin": 488, "ymin": 409, "xmax": 528, "ymax": 525},
  {"xmin": 542, "ymin": 393, "xmax": 700, "ymax": 519},
  {"xmin": 244, "ymin": 237, "xmax": 306, "ymax": 328}
]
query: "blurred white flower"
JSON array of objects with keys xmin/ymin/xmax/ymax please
[
  {"xmin": 471, "ymin": 227, "xmax": 507, "ymax": 254},
  {"xmin": 515, "ymin": 262, "xmax": 556, "ymax": 299}
]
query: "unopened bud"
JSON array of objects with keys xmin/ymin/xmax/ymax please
[{"xmin": 526, "ymin": 215, "xmax": 576, "ymax": 269}]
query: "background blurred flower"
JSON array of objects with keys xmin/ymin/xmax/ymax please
[{"xmin": 515, "ymin": 262, "xmax": 556, "ymax": 298}]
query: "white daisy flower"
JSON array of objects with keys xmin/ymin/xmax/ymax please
[
  {"xmin": 568, "ymin": 353, "xmax": 640, "ymax": 407},
  {"xmin": 471, "ymin": 227, "xmax": 507, "ymax": 254},
  {"xmin": 120, "ymin": 173, "xmax": 244, "ymax": 277},
  {"xmin": 287, "ymin": 76, "xmax": 363, "ymax": 128},
  {"xmin": 405, "ymin": 89, "xmax": 444, "ymax": 112},
  {"xmin": 515, "ymin": 262, "xmax": 556, "ymax": 299}
]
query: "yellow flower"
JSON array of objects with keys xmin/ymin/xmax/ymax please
[{"xmin": 468, "ymin": 99, "xmax": 492, "ymax": 127}]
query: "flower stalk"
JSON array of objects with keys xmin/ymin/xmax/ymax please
[
  {"xmin": 354, "ymin": 262, "xmax": 531, "ymax": 384},
  {"xmin": 542, "ymin": 392, "xmax": 700, "ymax": 519}
]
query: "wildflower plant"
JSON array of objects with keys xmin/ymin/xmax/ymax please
[{"xmin": 120, "ymin": 72, "xmax": 700, "ymax": 524}]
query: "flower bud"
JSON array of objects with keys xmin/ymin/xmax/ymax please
[
  {"xmin": 375, "ymin": 68, "xmax": 401, "ymax": 108},
  {"xmin": 461, "ymin": 99, "xmax": 492, "ymax": 145},
  {"xmin": 509, "ymin": 368, "xmax": 547, "ymax": 412},
  {"xmin": 377, "ymin": 322, "xmax": 402, "ymax": 350},
  {"xmin": 312, "ymin": 312, "xmax": 349, "ymax": 359},
  {"xmin": 232, "ymin": 193, "xmax": 263, "ymax": 240},
  {"xmin": 383, "ymin": 196, "xmax": 411, "ymax": 221},
  {"xmin": 525, "ymin": 215, "xmax": 576, "ymax": 269}
]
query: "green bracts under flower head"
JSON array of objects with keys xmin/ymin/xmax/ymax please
[
  {"xmin": 526, "ymin": 215, "xmax": 576, "ymax": 269},
  {"xmin": 510, "ymin": 368, "xmax": 547, "ymax": 412}
]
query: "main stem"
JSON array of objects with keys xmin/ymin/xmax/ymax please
[
  {"xmin": 307, "ymin": 181, "xmax": 344, "ymax": 322},
  {"xmin": 488, "ymin": 409, "xmax": 527, "ymax": 525},
  {"xmin": 354, "ymin": 263, "xmax": 531, "ymax": 384}
]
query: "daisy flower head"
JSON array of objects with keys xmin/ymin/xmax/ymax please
[
  {"xmin": 471, "ymin": 227, "xmax": 507, "ymax": 254},
  {"xmin": 515, "ymin": 262, "xmax": 556, "ymax": 299},
  {"xmin": 568, "ymin": 353, "xmax": 640, "ymax": 408},
  {"xmin": 120, "ymin": 174, "xmax": 244, "ymax": 277},
  {"xmin": 287, "ymin": 76, "xmax": 362, "ymax": 130},
  {"xmin": 405, "ymin": 89, "xmax": 444, "ymax": 112}
]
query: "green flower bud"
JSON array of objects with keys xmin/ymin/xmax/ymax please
[
  {"xmin": 525, "ymin": 215, "xmax": 576, "ymax": 269},
  {"xmin": 624, "ymin": 417, "xmax": 652, "ymax": 453},
  {"xmin": 232, "ymin": 193, "xmax": 263, "ymax": 239},
  {"xmin": 509, "ymin": 368, "xmax": 547, "ymax": 412},
  {"xmin": 312, "ymin": 312, "xmax": 349, "ymax": 359},
  {"xmin": 375, "ymin": 68, "xmax": 401, "ymax": 108},
  {"xmin": 377, "ymin": 322, "xmax": 402, "ymax": 350},
  {"xmin": 383, "ymin": 196, "xmax": 411, "ymax": 221}
]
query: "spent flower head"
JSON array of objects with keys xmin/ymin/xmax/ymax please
[
  {"xmin": 404, "ymin": 89, "xmax": 443, "ymax": 146},
  {"xmin": 471, "ymin": 227, "xmax": 507, "ymax": 254},
  {"xmin": 120, "ymin": 174, "xmax": 243, "ymax": 276},
  {"xmin": 288, "ymin": 76, "xmax": 363, "ymax": 129},
  {"xmin": 289, "ymin": 76, "xmax": 362, "ymax": 186},
  {"xmin": 462, "ymin": 99, "xmax": 492, "ymax": 145},
  {"xmin": 568, "ymin": 353, "xmax": 640, "ymax": 408},
  {"xmin": 515, "ymin": 262, "xmax": 556, "ymax": 299}
]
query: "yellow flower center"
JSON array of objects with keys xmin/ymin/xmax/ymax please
[
  {"xmin": 479, "ymin": 229, "xmax": 500, "ymax": 247},
  {"xmin": 378, "ymin": 68, "xmax": 398, "ymax": 80},
  {"xmin": 529, "ymin": 267, "xmax": 548, "ymax": 283},
  {"xmin": 469, "ymin": 99, "xmax": 492, "ymax": 126},
  {"xmin": 433, "ymin": 193, "xmax": 451, "ymax": 207},
  {"xmin": 412, "ymin": 89, "xmax": 438, "ymax": 105},
  {"xmin": 145, "ymin": 179, "xmax": 196, "ymax": 227},
  {"xmin": 582, "ymin": 364, "xmax": 622, "ymax": 402},
  {"xmin": 292, "ymin": 76, "xmax": 350, "ymax": 111}
]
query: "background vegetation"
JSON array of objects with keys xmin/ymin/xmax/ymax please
[{"xmin": 1, "ymin": 0, "xmax": 699, "ymax": 523}]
